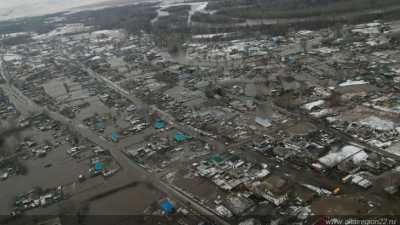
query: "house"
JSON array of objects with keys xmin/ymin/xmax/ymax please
[
  {"xmin": 342, "ymin": 171, "xmax": 373, "ymax": 189},
  {"xmin": 215, "ymin": 205, "xmax": 233, "ymax": 218},
  {"xmin": 255, "ymin": 117, "xmax": 272, "ymax": 128},
  {"xmin": 249, "ymin": 175, "xmax": 291, "ymax": 206}
]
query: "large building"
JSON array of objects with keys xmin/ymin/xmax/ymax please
[{"xmin": 248, "ymin": 175, "xmax": 291, "ymax": 206}]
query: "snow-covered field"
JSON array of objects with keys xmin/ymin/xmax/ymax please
[{"xmin": 0, "ymin": 0, "xmax": 156, "ymax": 21}]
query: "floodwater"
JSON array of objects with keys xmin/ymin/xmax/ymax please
[
  {"xmin": 0, "ymin": 141, "xmax": 98, "ymax": 214},
  {"xmin": 87, "ymin": 183, "xmax": 162, "ymax": 215}
]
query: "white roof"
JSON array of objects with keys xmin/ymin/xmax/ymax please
[
  {"xmin": 318, "ymin": 145, "xmax": 365, "ymax": 168},
  {"xmin": 359, "ymin": 116, "xmax": 395, "ymax": 131},
  {"xmin": 255, "ymin": 117, "xmax": 272, "ymax": 127},
  {"xmin": 303, "ymin": 100, "xmax": 325, "ymax": 111},
  {"xmin": 338, "ymin": 80, "xmax": 368, "ymax": 87}
]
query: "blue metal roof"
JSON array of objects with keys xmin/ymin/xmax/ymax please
[
  {"xmin": 175, "ymin": 132, "xmax": 191, "ymax": 142},
  {"xmin": 94, "ymin": 162, "xmax": 104, "ymax": 172},
  {"xmin": 154, "ymin": 119, "xmax": 166, "ymax": 129},
  {"xmin": 160, "ymin": 200, "xmax": 174, "ymax": 215},
  {"xmin": 96, "ymin": 121, "xmax": 105, "ymax": 130},
  {"xmin": 111, "ymin": 131, "xmax": 120, "ymax": 142}
]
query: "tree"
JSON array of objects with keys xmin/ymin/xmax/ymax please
[
  {"xmin": 327, "ymin": 90, "xmax": 342, "ymax": 107},
  {"xmin": 300, "ymin": 38, "xmax": 308, "ymax": 54}
]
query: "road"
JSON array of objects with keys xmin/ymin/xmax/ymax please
[{"xmin": 0, "ymin": 58, "xmax": 231, "ymax": 225}]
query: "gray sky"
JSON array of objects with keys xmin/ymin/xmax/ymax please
[{"xmin": 0, "ymin": 0, "xmax": 120, "ymax": 20}]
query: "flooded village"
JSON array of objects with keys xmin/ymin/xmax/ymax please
[{"xmin": 1, "ymin": 0, "xmax": 400, "ymax": 225}]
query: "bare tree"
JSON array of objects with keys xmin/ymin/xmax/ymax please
[{"xmin": 300, "ymin": 38, "xmax": 308, "ymax": 54}]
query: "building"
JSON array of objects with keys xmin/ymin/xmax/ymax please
[
  {"xmin": 249, "ymin": 175, "xmax": 291, "ymax": 206},
  {"xmin": 94, "ymin": 162, "xmax": 105, "ymax": 174},
  {"xmin": 255, "ymin": 117, "xmax": 272, "ymax": 128},
  {"xmin": 154, "ymin": 119, "xmax": 167, "ymax": 129},
  {"xmin": 111, "ymin": 131, "xmax": 120, "ymax": 142},
  {"xmin": 160, "ymin": 199, "xmax": 175, "ymax": 215}
]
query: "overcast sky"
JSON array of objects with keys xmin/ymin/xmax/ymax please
[{"xmin": 0, "ymin": 0, "xmax": 123, "ymax": 20}]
